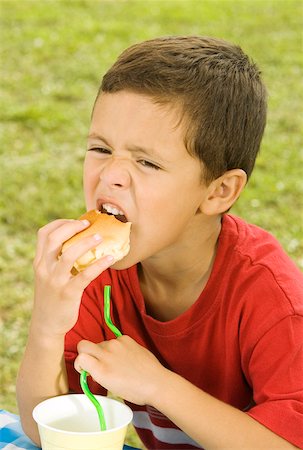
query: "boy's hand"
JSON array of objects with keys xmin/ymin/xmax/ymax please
[
  {"xmin": 31, "ymin": 219, "xmax": 114, "ymax": 336},
  {"xmin": 75, "ymin": 336, "xmax": 167, "ymax": 406}
]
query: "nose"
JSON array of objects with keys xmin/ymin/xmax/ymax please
[{"xmin": 99, "ymin": 158, "xmax": 131, "ymax": 189}]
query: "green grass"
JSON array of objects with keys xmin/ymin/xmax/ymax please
[{"xmin": 0, "ymin": 0, "xmax": 302, "ymax": 447}]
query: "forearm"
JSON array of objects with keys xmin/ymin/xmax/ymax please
[
  {"xmin": 152, "ymin": 369, "xmax": 298, "ymax": 450},
  {"xmin": 16, "ymin": 325, "xmax": 68, "ymax": 445},
  {"xmin": 75, "ymin": 337, "xmax": 298, "ymax": 448},
  {"xmin": 16, "ymin": 218, "xmax": 117, "ymax": 444}
]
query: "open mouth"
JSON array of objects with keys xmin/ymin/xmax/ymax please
[{"xmin": 98, "ymin": 202, "xmax": 128, "ymax": 223}]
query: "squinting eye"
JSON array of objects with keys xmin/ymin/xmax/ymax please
[
  {"xmin": 139, "ymin": 160, "xmax": 161, "ymax": 170},
  {"xmin": 88, "ymin": 147, "xmax": 111, "ymax": 154}
]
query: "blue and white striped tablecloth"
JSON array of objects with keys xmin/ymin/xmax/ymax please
[{"xmin": 0, "ymin": 410, "xmax": 140, "ymax": 450}]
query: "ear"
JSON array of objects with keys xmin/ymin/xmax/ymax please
[{"xmin": 201, "ymin": 169, "xmax": 247, "ymax": 215}]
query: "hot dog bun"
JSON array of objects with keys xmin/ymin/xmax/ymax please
[{"xmin": 61, "ymin": 210, "xmax": 131, "ymax": 272}]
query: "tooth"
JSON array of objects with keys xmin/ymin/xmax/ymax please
[{"xmin": 103, "ymin": 203, "xmax": 124, "ymax": 216}]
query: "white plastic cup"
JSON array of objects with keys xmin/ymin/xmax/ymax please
[{"xmin": 32, "ymin": 394, "xmax": 133, "ymax": 450}]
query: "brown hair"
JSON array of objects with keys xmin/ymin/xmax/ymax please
[{"xmin": 100, "ymin": 36, "xmax": 267, "ymax": 183}]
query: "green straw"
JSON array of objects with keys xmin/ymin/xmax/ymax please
[
  {"xmin": 80, "ymin": 370, "xmax": 107, "ymax": 431},
  {"xmin": 79, "ymin": 285, "xmax": 122, "ymax": 431},
  {"xmin": 104, "ymin": 285, "xmax": 122, "ymax": 338}
]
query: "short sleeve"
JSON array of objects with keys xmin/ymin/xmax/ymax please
[{"xmin": 246, "ymin": 315, "xmax": 303, "ymax": 448}]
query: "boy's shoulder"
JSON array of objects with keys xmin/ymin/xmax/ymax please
[
  {"xmin": 219, "ymin": 214, "xmax": 303, "ymax": 313},
  {"xmin": 221, "ymin": 214, "xmax": 299, "ymax": 267}
]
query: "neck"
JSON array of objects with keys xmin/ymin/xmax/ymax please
[{"xmin": 139, "ymin": 215, "xmax": 221, "ymax": 320}]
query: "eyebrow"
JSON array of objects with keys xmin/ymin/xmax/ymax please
[
  {"xmin": 87, "ymin": 133, "xmax": 171, "ymax": 163},
  {"xmin": 87, "ymin": 133, "xmax": 111, "ymax": 146}
]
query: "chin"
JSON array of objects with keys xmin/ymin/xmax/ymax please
[{"xmin": 110, "ymin": 255, "xmax": 135, "ymax": 271}]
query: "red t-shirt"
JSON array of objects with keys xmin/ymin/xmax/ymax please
[{"xmin": 65, "ymin": 214, "xmax": 303, "ymax": 449}]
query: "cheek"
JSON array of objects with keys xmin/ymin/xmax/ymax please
[
  {"xmin": 141, "ymin": 179, "xmax": 200, "ymax": 219},
  {"xmin": 137, "ymin": 197, "xmax": 187, "ymax": 242},
  {"xmin": 83, "ymin": 160, "xmax": 100, "ymax": 190},
  {"xmin": 138, "ymin": 184, "xmax": 202, "ymax": 239},
  {"xmin": 83, "ymin": 162, "xmax": 101, "ymax": 208}
]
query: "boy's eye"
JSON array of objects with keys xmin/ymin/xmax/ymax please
[
  {"xmin": 138, "ymin": 159, "xmax": 161, "ymax": 170},
  {"xmin": 87, "ymin": 148, "xmax": 160, "ymax": 170},
  {"xmin": 88, "ymin": 147, "xmax": 111, "ymax": 154}
]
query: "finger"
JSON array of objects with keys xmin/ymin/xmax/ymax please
[
  {"xmin": 37, "ymin": 219, "xmax": 91, "ymax": 266},
  {"xmin": 74, "ymin": 352, "xmax": 101, "ymax": 376},
  {"xmin": 75, "ymin": 340, "xmax": 104, "ymax": 374},
  {"xmin": 77, "ymin": 339, "xmax": 102, "ymax": 355},
  {"xmin": 34, "ymin": 219, "xmax": 76, "ymax": 266},
  {"xmin": 57, "ymin": 233, "xmax": 103, "ymax": 272},
  {"xmin": 76, "ymin": 340, "xmax": 116, "ymax": 371},
  {"xmin": 71, "ymin": 254, "xmax": 115, "ymax": 290}
]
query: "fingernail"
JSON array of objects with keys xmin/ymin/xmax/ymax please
[
  {"xmin": 81, "ymin": 219, "xmax": 90, "ymax": 226},
  {"xmin": 106, "ymin": 255, "xmax": 115, "ymax": 263},
  {"xmin": 94, "ymin": 233, "xmax": 102, "ymax": 241}
]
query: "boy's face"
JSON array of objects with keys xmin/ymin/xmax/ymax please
[{"xmin": 84, "ymin": 91, "xmax": 209, "ymax": 268}]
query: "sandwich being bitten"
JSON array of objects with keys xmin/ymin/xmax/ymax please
[{"xmin": 61, "ymin": 209, "xmax": 131, "ymax": 272}]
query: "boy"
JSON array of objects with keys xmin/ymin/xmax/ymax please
[{"xmin": 17, "ymin": 36, "xmax": 302, "ymax": 449}]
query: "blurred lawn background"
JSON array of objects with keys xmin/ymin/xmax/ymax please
[{"xmin": 0, "ymin": 0, "xmax": 302, "ymax": 447}]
